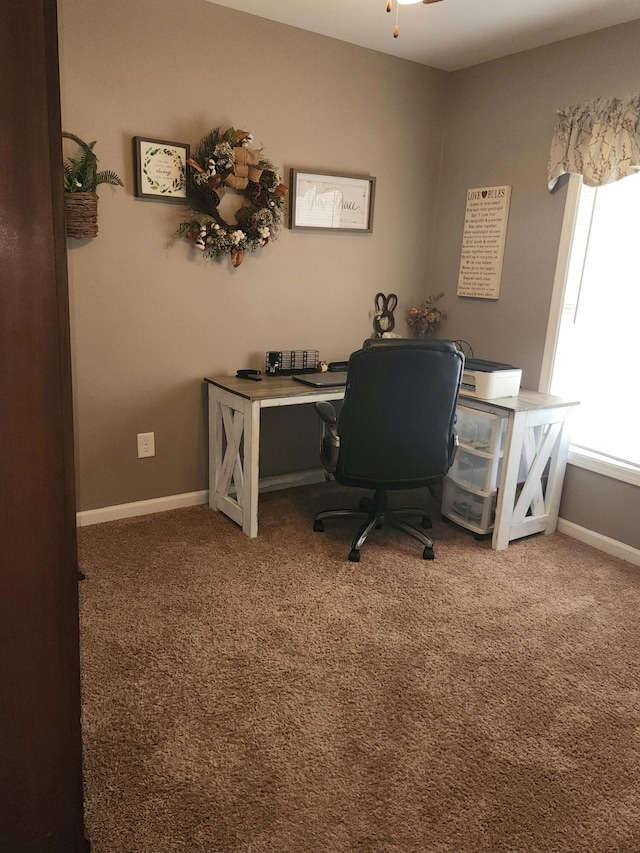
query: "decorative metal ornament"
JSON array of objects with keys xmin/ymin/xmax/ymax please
[{"xmin": 373, "ymin": 292, "xmax": 398, "ymax": 337}]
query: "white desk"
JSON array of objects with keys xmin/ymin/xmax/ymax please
[
  {"xmin": 205, "ymin": 375, "xmax": 344, "ymax": 539},
  {"xmin": 204, "ymin": 375, "xmax": 578, "ymax": 550},
  {"xmin": 455, "ymin": 390, "xmax": 578, "ymax": 549}
]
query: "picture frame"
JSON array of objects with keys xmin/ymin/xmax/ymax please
[
  {"xmin": 133, "ymin": 136, "xmax": 190, "ymax": 203},
  {"xmin": 289, "ymin": 169, "xmax": 376, "ymax": 232}
]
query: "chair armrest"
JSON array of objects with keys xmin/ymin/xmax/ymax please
[
  {"xmin": 314, "ymin": 401, "xmax": 340, "ymax": 474},
  {"xmin": 314, "ymin": 401, "xmax": 337, "ymax": 426},
  {"xmin": 449, "ymin": 430, "xmax": 459, "ymax": 468}
]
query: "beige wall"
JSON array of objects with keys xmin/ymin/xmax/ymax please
[
  {"xmin": 58, "ymin": 0, "xmax": 449, "ymax": 510},
  {"xmin": 59, "ymin": 0, "xmax": 639, "ymax": 550},
  {"xmin": 430, "ymin": 20, "xmax": 640, "ymax": 550}
]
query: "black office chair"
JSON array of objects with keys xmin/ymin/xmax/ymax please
[{"xmin": 313, "ymin": 339, "xmax": 464, "ymax": 562}]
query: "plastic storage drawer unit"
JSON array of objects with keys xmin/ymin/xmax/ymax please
[
  {"xmin": 456, "ymin": 406, "xmax": 506, "ymax": 453},
  {"xmin": 441, "ymin": 479, "xmax": 497, "ymax": 535},
  {"xmin": 448, "ymin": 447, "xmax": 502, "ymax": 493},
  {"xmin": 442, "ymin": 404, "xmax": 507, "ymax": 536}
]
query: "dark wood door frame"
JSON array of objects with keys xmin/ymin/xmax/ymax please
[{"xmin": 0, "ymin": 1, "xmax": 89, "ymax": 851}]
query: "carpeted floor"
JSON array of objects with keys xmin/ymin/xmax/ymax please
[{"xmin": 78, "ymin": 482, "xmax": 640, "ymax": 853}]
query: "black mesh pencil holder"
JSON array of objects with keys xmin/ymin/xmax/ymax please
[{"xmin": 264, "ymin": 350, "xmax": 319, "ymax": 375}]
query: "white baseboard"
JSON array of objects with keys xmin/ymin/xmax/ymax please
[
  {"xmin": 78, "ymin": 486, "xmax": 639, "ymax": 569},
  {"xmin": 76, "ymin": 490, "xmax": 209, "ymax": 527},
  {"xmin": 75, "ymin": 469, "xmax": 328, "ymax": 527},
  {"xmin": 557, "ymin": 518, "xmax": 640, "ymax": 567}
]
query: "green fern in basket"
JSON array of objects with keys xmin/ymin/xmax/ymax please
[{"xmin": 63, "ymin": 140, "xmax": 123, "ymax": 193}]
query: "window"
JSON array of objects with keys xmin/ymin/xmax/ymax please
[{"xmin": 542, "ymin": 172, "xmax": 640, "ymax": 485}]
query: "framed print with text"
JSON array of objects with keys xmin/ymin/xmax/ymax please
[
  {"xmin": 457, "ymin": 185, "xmax": 512, "ymax": 299},
  {"xmin": 133, "ymin": 136, "xmax": 190, "ymax": 203},
  {"xmin": 289, "ymin": 169, "xmax": 376, "ymax": 232}
]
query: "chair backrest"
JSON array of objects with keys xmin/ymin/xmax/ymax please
[{"xmin": 334, "ymin": 340, "xmax": 464, "ymax": 490}]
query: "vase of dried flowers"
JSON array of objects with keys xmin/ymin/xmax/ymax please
[{"xmin": 406, "ymin": 292, "xmax": 445, "ymax": 337}]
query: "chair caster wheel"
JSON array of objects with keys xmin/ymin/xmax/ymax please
[
  {"xmin": 348, "ymin": 549, "xmax": 361, "ymax": 562},
  {"xmin": 422, "ymin": 546, "xmax": 435, "ymax": 560},
  {"xmin": 422, "ymin": 517, "xmax": 432, "ymax": 529},
  {"xmin": 313, "ymin": 520, "xmax": 324, "ymax": 532}
]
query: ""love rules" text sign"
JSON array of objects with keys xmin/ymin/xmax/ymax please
[{"xmin": 457, "ymin": 186, "xmax": 511, "ymax": 299}]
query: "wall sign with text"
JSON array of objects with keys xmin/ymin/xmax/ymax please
[
  {"xmin": 457, "ymin": 185, "xmax": 511, "ymax": 299},
  {"xmin": 133, "ymin": 136, "xmax": 190, "ymax": 203}
]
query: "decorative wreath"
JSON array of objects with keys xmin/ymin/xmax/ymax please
[{"xmin": 177, "ymin": 127, "xmax": 288, "ymax": 268}]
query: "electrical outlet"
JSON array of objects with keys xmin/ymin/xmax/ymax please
[{"xmin": 137, "ymin": 432, "xmax": 155, "ymax": 458}]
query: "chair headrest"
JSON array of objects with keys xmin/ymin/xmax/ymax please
[{"xmin": 362, "ymin": 338, "xmax": 459, "ymax": 355}]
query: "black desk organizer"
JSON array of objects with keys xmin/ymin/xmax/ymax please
[{"xmin": 264, "ymin": 350, "xmax": 319, "ymax": 375}]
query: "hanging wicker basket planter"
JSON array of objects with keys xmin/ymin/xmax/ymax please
[
  {"xmin": 62, "ymin": 131, "xmax": 122, "ymax": 239},
  {"xmin": 64, "ymin": 190, "xmax": 99, "ymax": 238}
]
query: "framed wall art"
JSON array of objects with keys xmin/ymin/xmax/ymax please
[
  {"xmin": 289, "ymin": 169, "xmax": 376, "ymax": 232},
  {"xmin": 133, "ymin": 136, "xmax": 190, "ymax": 203}
]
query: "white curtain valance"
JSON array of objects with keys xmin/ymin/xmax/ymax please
[{"xmin": 547, "ymin": 93, "xmax": 640, "ymax": 190}]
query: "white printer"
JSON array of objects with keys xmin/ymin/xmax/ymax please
[{"xmin": 460, "ymin": 358, "xmax": 522, "ymax": 399}]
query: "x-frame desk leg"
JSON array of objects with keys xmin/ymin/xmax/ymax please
[
  {"xmin": 492, "ymin": 406, "xmax": 572, "ymax": 550},
  {"xmin": 208, "ymin": 384, "xmax": 260, "ymax": 538}
]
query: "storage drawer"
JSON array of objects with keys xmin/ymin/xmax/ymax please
[
  {"xmin": 456, "ymin": 405, "xmax": 506, "ymax": 453},
  {"xmin": 449, "ymin": 447, "xmax": 502, "ymax": 492},
  {"xmin": 441, "ymin": 478, "xmax": 497, "ymax": 535}
]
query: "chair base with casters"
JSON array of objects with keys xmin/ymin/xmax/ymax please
[{"xmin": 313, "ymin": 488, "xmax": 435, "ymax": 562}]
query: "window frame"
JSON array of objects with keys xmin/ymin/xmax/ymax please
[{"xmin": 540, "ymin": 173, "xmax": 640, "ymax": 488}]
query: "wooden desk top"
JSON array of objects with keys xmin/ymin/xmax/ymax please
[
  {"xmin": 204, "ymin": 374, "xmax": 345, "ymax": 403},
  {"xmin": 459, "ymin": 388, "xmax": 579, "ymax": 413},
  {"xmin": 205, "ymin": 375, "xmax": 579, "ymax": 411}
]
